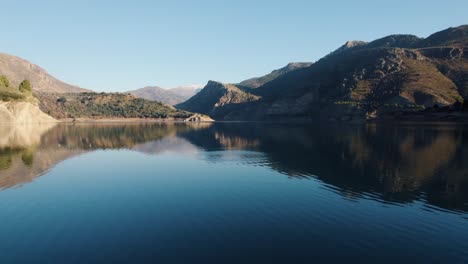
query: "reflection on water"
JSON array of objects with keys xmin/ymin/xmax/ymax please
[
  {"xmin": 1, "ymin": 122, "xmax": 468, "ymax": 213},
  {"xmin": 0, "ymin": 122, "xmax": 467, "ymax": 263}
]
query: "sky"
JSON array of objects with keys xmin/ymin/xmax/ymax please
[{"xmin": 2, "ymin": 0, "xmax": 467, "ymax": 92}]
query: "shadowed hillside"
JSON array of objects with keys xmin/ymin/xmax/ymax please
[{"xmin": 175, "ymin": 25, "xmax": 468, "ymax": 122}]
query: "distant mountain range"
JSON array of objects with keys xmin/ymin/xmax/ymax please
[
  {"xmin": 126, "ymin": 85, "xmax": 202, "ymax": 105},
  {"xmin": 177, "ymin": 25, "xmax": 468, "ymax": 121},
  {"xmin": 0, "ymin": 53, "xmax": 90, "ymax": 93}
]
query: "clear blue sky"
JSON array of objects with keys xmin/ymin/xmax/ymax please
[{"xmin": 2, "ymin": 0, "xmax": 467, "ymax": 92}]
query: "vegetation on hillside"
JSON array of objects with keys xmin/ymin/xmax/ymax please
[
  {"xmin": 0, "ymin": 75, "xmax": 32, "ymax": 101},
  {"xmin": 37, "ymin": 92, "xmax": 194, "ymax": 119}
]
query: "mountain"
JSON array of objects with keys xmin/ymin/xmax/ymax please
[
  {"xmin": 37, "ymin": 92, "xmax": 200, "ymax": 120},
  {"xmin": 176, "ymin": 25, "xmax": 468, "ymax": 121},
  {"xmin": 127, "ymin": 86, "xmax": 187, "ymax": 105},
  {"xmin": 176, "ymin": 63, "xmax": 313, "ymax": 117},
  {"xmin": 128, "ymin": 85, "xmax": 202, "ymax": 105},
  {"xmin": 327, "ymin": 41, "xmax": 368, "ymax": 57},
  {"xmin": 0, "ymin": 53, "xmax": 206, "ymax": 121},
  {"xmin": 421, "ymin": 25, "xmax": 468, "ymax": 47},
  {"xmin": 0, "ymin": 53, "xmax": 90, "ymax": 93},
  {"xmin": 171, "ymin": 85, "xmax": 203, "ymax": 97},
  {"xmin": 238, "ymin": 62, "xmax": 313, "ymax": 89},
  {"xmin": 176, "ymin": 81, "xmax": 260, "ymax": 118}
]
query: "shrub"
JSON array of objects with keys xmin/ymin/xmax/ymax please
[
  {"xmin": 19, "ymin": 80, "xmax": 32, "ymax": 93},
  {"xmin": 0, "ymin": 91, "xmax": 25, "ymax": 101},
  {"xmin": 0, "ymin": 75, "xmax": 10, "ymax": 88}
]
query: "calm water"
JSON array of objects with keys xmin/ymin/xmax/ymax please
[{"xmin": 0, "ymin": 122, "xmax": 467, "ymax": 263}]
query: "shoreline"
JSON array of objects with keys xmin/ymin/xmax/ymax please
[{"xmin": 57, "ymin": 117, "xmax": 214, "ymax": 123}]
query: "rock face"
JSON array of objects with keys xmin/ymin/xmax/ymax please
[
  {"xmin": 0, "ymin": 102, "xmax": 57, "ymax": 124},
  {"xmin": 0, "ymin": 53, "xmax": 90, "ymax": 93},
  {"xmin": 127, "ymin": 85, "xmax": 201, "ymax": 105},
  {"xmin": 176, "ymin": 81, "xmax": 260, "ymax": 118},
  {"xmin": 175, "ymin": 25, "xmax": 468, "ymax": 121}
]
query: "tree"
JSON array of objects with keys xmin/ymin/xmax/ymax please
[
  {"xmin": 0, "ymin": 75, "xmax": 10, "ymax": 88},
  {"xmin": 19, "ymin": 79, "xmax": 32, "ymax": 93}
]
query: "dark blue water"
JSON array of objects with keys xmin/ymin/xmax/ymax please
[{"xmin": 0, "ymin": 123, "xmax": 467, "ymax": 263}]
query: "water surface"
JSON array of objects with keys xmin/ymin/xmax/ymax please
[{"xmin": 0, "ymin": 123, "xmax": 467, "ymax": 263}]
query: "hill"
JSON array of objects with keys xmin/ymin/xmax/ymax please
[
  {"xmin": 176, "ymin": 81, "xmax": 260, "ymax": 118},
  {"xmin": 0, "ymin": 53, "xmax": 90, "ymax": 93},
  {"xmin": 37, "ymin": 92, "xmax": 196, "ymax": 120},
  {"xmin": 0, "ymin": 75, "xmax": 57, "ymax": 123},
  {"xmin": 176, "ymin": 25, "xmax": 468, "ymax": 121}
]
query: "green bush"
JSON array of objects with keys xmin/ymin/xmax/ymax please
[
  {"xmin": 19, "ymin": 80, "xmax": 32, "ymax": 93},
  {"xmin": 0, "ymin": 75, "xmax": 10, "ymax": 88},
  {"xmin": 0, "ymin": 91, "xmax": 25, "ymax": 101}
]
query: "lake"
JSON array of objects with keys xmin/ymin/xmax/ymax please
[{"xmin": 0, "ymin": 122, "xmax": 467, "ymax": 263}]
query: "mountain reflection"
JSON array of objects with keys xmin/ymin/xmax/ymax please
[{"xmin": 0, "ymin": 122, "xmax": 467, "ymax": 212}]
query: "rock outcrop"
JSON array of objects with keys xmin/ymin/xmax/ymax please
[
  {"xmin": 0, "ymin": 102, "xmax": 57, "ymax": 124},
  {"xmin": 176, "ymin": 81, "xmax": 260, "ymax": 118}
]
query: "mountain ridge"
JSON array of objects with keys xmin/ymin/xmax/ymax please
[
  {"xmin": 127, "ymin": 85, "xmax": 201, "ymax": 105},
  {"xmin": 175, "ymin": 25, "xmax": 468, "ymax": 122},
  {"xmin": 0, "ymin": 53, "xmax": 90, "ymax": 93}
]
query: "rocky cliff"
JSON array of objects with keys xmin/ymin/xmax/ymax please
[{"xmin": 0, "ymin": 101, "xmax": 57, "ymax": 124}]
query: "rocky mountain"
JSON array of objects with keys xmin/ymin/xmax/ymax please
[
  {"xmin": 238, "ymin": 62, "xmax": 313, "ymax": 89},
  {"xmin": 176, "ymin": 25, "xmax": 468, "ymax": 121},
  {"xmin": 176, "ymin": 81, "xmax": 260, "ymax": 118},
  {"xmin": 175, "ymin": 63, "xmax": 314, "ymax": 118},
  {"xmin": 128, "ymin": 85, "xmax": 202, "ymax": 105},
  {"xmin": 0, "ymin": 53, "xmax": 90, "ymax": 93}
]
